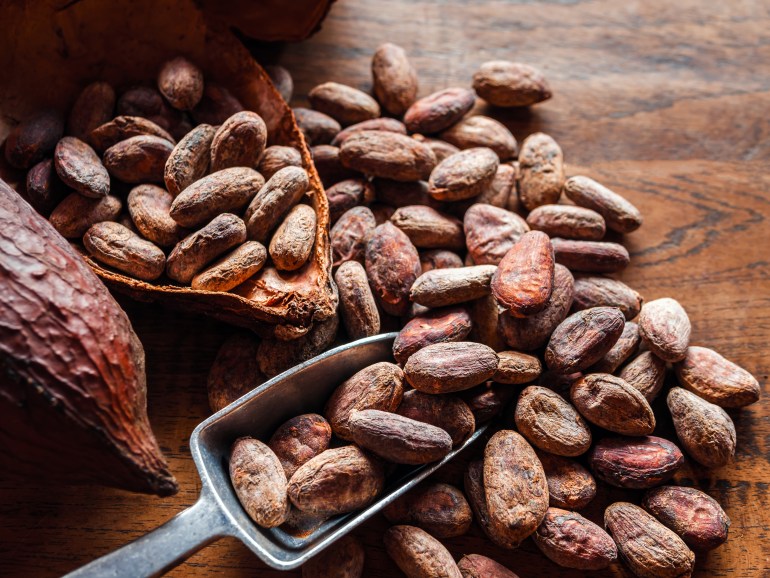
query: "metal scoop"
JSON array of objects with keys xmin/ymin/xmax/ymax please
[{"xmin": 65, "ymin": 332, "xmax": 489, "ymax": 577}]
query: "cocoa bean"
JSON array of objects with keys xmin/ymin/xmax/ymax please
[
  {"xmin": 324, "ymin": 361, "xmax": 404, "ymax": 440},
  {"xmin": 545, "ymin": 307, "xmax": 625, "ymax": 373},
  {"xmin": 301, "ymin": 535, "xmax": 364, "ymax": 578},
  {"xmin": 428, "ymin": 147, "xmax": 499, "ymax": 201},
  {"xmin": 308, "ymin": 82, "xmax": 381, "ymax": 126},
  {"xmin": 340, "ymin": 131, "xmax": 436, "ymax": 182},
  {"xmin": 570, "ymin": 373, "xmax": 656, "ymax": 435},
  {"xmin": 410, "ymin": 265, "xmax": 497, "ymax": 308},
  {"xmin": 103, "ymin": 135, "xmax": 174, "ymax": 184},
  {"xmin": 536, "ymin": 450, "xmax": 597, "ymax": 510},
  {"xmin": 191, "ymin": 240, "xmax": 267, "ymax": 292},
  {"xmin": 365, "ymin": 221, "xmax": 421, "ymax": 316},
  {"xmin": 265, "ymin": 66, "xmax": 294, "ymax": 103},
  {"xmin": 25, "ymin": 158, "xmax": 67, "ymax": 215},
  {"xmin": 83, "ymin": 221, "xmax": 166, "ymax": 281},
  {"xmin": 493, "ymin": 351, "xmax": 542, "ymax": 384},
  {"xmin": 518, "ymin": 133, "xmax": 564, "ymax": 210},
  {"xmin": 590, "ymin": 436, "xmax": 684, "ymax": 489},
  {"xmin": 468, "ymin": 294, "xmax": 507, "ymax": 352},
  {"xmin": 128, "ymin": 184, "xmax": 188, "ymax": 247},
  {"xmin": 463, "ymin": 461, "xmax": 497, "ymax": 544},
  {"xmin": 472, "ymin": 61, "xmax": 551, "ymax": 107},
  {"xmin": 67, "ymin": 81, "xmax": 116, "ymax": 142},
  {"xmin": 551, "ymin": 238, "xmax": 630, "ymax": 273},
  {"xmin": 491, "ymin": 230, "xmax": 554, "ymax": 316},
  {"xmin": 210, "ymin": 111, "xmax": 268, "ymax": 172},
  {"xmin": 117, "ymin": 86, "xmax": 183, "ymax": 133},
  {"xmin": 440, "ymin": 115, "xmax": 517, "ymax": 161},
  {"xmin": 230, "ymin": 437, "xmax": 289, "ymax": 528},
  {"xmin": 49, "ymin": 193, "xmax": 122, "ymax": 238},
  {"xmin": 335, "ymin": 260, "xmax": 381, "ymax": 340},
  {"xmin": 564, "ymin": 175, "xmax": 643, "ymax": 233},
  {"xmin": 619, "ymin": 351, "xmax": 667, "ymax": 402},
  {"xmin": 404, "ymin": 87, "xmax": 476, "ymax": 134},
  {"xmin": 163, "ymin": 123, "xmax": 216, "ymax": 196},
  {"xmin": 572, "ymin": 274, "xmax": 643, "ymax": 320},
  {"xmin": 384, "ymin": 525, "xmax": 462, "ymax": 578},
  {"xmin": 245, "ymin": 166, "xmax": 309, "ymax": 242},
  {"xmin": 591, "ymin": 321, "xmax": 640, "ymax": 373},
  {"xmin": 457, "ymin": 554, "xmax": 520, "ymax": 578},
  {"xmin": 390, "ymin": 205, "xmax": 465, "ymax": 250},
  {"xmin": 54, "ymin": 136, "xmax": 110, "ymax": 198},
  {"xmin": 461, "ymin": 384, "xmax": 516, "ymax": 423},
  {"xmin": 674, "ymin": 345, "xmax": 760, "ymax": 408},
  {"xmin": 420, "ymin": 249, "xmax": 464, "ymax": 273},
  {"xmin": 326, "ymin": 178, "xmax": 371, "ymax": 223},
  {"xmin": 331, "ymin": 117, "xmax": 408, "ymax": 147},
  {"xmin": 393, "ymin": 307, "xmax": 472, "ymax": 364},
  {"xmin": 269, "ymin": 204, "xmax": 316, "ymax": 271},
  {"xmin": 157, "ymin": 57, "xmax": 204, "ymax": 111},
  {"xmin": 294, "ymin": 108, "xmax": 342, "ymax": 146},
  {"xmin": 534, "ymin": 507, "xmax": 617, "ymax": 570},
  {"xmin": 527, "ymin": 204, "xmax": 606, "ymax": 240},
  {"xmin": 331, "ymin": 206, "xmax": 376, "ymax": 267},
  {"xmin": 268, "ymin": 414, "xmax": 332, "ymax": 479},
  {"xmin": 638, "ymin": 297, "xmax": 691, "ymax": 362},
  {"xmin": 604, "ymin": 502, "xmax": 694, "ymax": 578},
  {"xmin": 384, "ymin": 482, "xmax": 472, "ymax": 539},
  {"xmin": 206, "ymin": 332, "xmax": 263, "ymax": 413},
  {"xmin": 191, "ymin": 84, "xmax": 244, "ymax": 125},
  {"xmin": 371, "ymin": 43, "xmax": 419, "ymax": 116},
  {"xmin": 258, "ymin": 145, "xmax": 303, "ymax": 180},
  {"xmin": 287, "ymin": 445, "xmax": 385, "ymax": 516},
  {"xmin": 413, "ymin": 135, "xmax": 461, "ymax": 163},
  {"xmin": 4, "ymin": 110, "xmax": 64, "ymax": 169},
  {"xmin": 397, "ymin": 389, "xmax": 475, "ymax": 446},
  {"xmin": 404, "ymin": 342, "xmax": 498, "ymax": 394},
  {"xmin": 464, "ymin": 203, "xmax": 529, "ymax": 265},
  {"xmin": 91, "ymin": 116, "xmax": 174, "ymax": 153}
]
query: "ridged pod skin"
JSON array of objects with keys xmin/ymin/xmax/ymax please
[
  {"xmin": 605, "ymin": 502, "xmax": 695, "ymax": 578},
  {"xmin": 0, "ymin": 180, "xmax": 176, "ymax": 496}
]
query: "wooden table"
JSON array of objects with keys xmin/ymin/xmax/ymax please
[{"xmin": 1, "ymin": 0, "xmax": 769, "ymax": 576}]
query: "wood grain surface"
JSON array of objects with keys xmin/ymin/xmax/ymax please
[{"xmin": 1, "ymin": 0, "xmax": 769, "ymax": 576}]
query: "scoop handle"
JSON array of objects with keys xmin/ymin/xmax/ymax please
[{"xmin": 63, "ymin": 487, "xmax": 230, "ymax": 578}]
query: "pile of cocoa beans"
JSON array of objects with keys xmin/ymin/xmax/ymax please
[
  {"xmin": 5, "ymin": 57, "xmax": 315, "ymax": 290},
  {"xmin": 213, "ymin": 44, "xmax": 761, "ymax": 578}
]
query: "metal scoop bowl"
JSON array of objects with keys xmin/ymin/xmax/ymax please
[{"xmin": 65, "ymin": 332, "xmax": 489, "ymax": 577}]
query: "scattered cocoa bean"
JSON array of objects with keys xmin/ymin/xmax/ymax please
[
  {"xmin": 384, "ymin": 482, "xmax": 472, "ymax": 539},
  {"xmin": 397, "ymin": 389, "xmax": 476, "ymax": 446},
  {"xmin": 128, "ymin": 184, "xmax": 188, "ymax": 247},
  {"xmin": 534, "ymin": 507, "xmax": 617, "ymax": 570},
  {"xmin": 335, "ymin": 260, "xmax": 381, "ymax": 339},
  {"xmin": 410, "ymin": 265, "xmax": 497, "ymax": 308},
  {"xmin": 49, "ymin": 193, "xmax": 122, "ymax": 238},
  {"xmin": 230, "ymin": 437, "xmax": 289, "ymax": 528},
  {"xmin": 157, "ymin": 57, "xmax": 204, "ymax": 111},
  {"xmin": 464, "ymin": 203, "xmax": 529, "ymax": 265},
  {"xmin": 590, "ymin": 436, "xmax": 684, "ymax": 489},
  {"xmin": 390, "ymin": 205, "xmax": 465, "ymax": 250},
  {"xmin": 440, "ymin": 115, "xmax": 518, "ymax": 161},
  {"xmin": 54, "ymin": 136, "xmax": 110, "ymax": 198},
  {"xmin": 472, "ymin": 61, "xmax": 551, "ymax": 107},
  {"xmin": 564, "ymin": 175, "xmax": 643, "ymax": 234},
  {"xmin": 674, "ymin": 345, "xmax": 760, "ymax": 408},
  {"xmin": 570, "ymin": 373, "xmax": 655, "ymax": 435},
  {"xmin": 463, "ymin": 460, "xmax": 497, "ymax": 545},
  {"xmin": 83, "ymin": 221, "xmax": 165, "ymax": 281},
  {"xmin": 269, "ymin": 204, "xmax": 316, "ymax": 271},
  {"xmin": 619, "ymin": 351, "xmax": 667, "ymax": 402},
  {"xmin": 551, "ymin": 238, "xmax": 630, "ymax": 273},
  {"xmin": 210, "ymin": 111, "xmax": 268, "ymax": 172},
  {"xmin": 572, "ymin": 274, "xmax": 643, "ymax": 320},
  {"xmin": 371, "ymin": 43, "xmax": 419, "ymax": 116},
  {"xmin": 332, "ymin": 117, "xmax": 408, "ymax": 147},
  {"xmin": 413, "ymin": 135, "xmax": 461, "ymax": 163},
  {"xmin": 428, "ymin": 147, "xmax": 499, "ymax": 201},
  {"xmin": 191, "ymin": 240, "xmax": 267, "ymax": 292},
  {"xmin": 308, "ymin": 82, "xmax": 381, "ymax": 126},
  {"xmin": 468, "ymin": 294, "xmax": 507, "ymax": 352},
  {"xmin": 258, "ymin": 145, "xmax": 303, "ymax": 180},
  {"xmin": 518, "ymin": 133, "xmax": 564, "ymax": 210},
  {"xmin": 405, "ymin": 341, "xmax": 498, "ymax": 394},
  {"xmin": 331, "ymin": 206, "xmax": 376, "ymax": 267},
  {"xmin": 638, "ymin": 297, "xmax": 691, "ymax": 362},
  {"xmin": 545, "ymin": 307, "xmax": 625, "ymax": 373},
  {"xmin": 393, "ymin": 306, "xmax": 472, "ymax": 364},
  {"xmin": 365, "ymin": 221, "xmax": 421, "ymax": 316},
  {"xmin": 403, "ymin": 87, "xmax": 476, "ymax": 134},
  {"xmin": 340, "ymin": 131, "xmax": 436, "ymax": 182},
  {"xmin": 536, "ymin": 450, "xmax": 597, "ymax": 510},
  {"xmin": 527, "ymin": 204, "xmax": 606, "ymax": 240}
]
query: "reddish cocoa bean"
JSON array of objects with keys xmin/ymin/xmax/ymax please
[
  {"xmin": 564, "ymin": 175, "xmax": 643, "ymax": 234},
  {"xmin": 157, "ymin": 57, "xmax": 204, "ymax": 111},
  {"xmin": 365, "ymin": 221, "xmax": 421, "ymax": 316},
  {"xmin": 620, "ymin": 351, "xmax": 667, "ymax": 402},
  {"xmin": 335, "ymin": 260, "xmax": 381, "ymax": 340},
  {"xmin": 551, "ymin": 238, "xmax": 630, "ymax": 273},
  {"xmin": 674, "ymin": 345, "xmax": 760, "ymax": 408},
  {"xmin": 464, "ymin": 203, "xmax": 529, "ymax": 265},
  {"xmin": 371, "ymin": 43, "xmax": 419, "ymax": 116},
  {"xmin": 210, "ymin": 111, "xmax": 268, "ymax": 172},
  {"xmin": 384, "ymin": 482, "xmax": 472, "ymax": 539},
  {"xmin": 404, "ymin": 342, "xmax": 499, "ymax": 394},
  {"xmin": 332, "ymin": 117, "xmax": 408, "ymax": 147},
  {"xmin": 536, "ymin": 450, "xmax": 597, "ymax": 510},
  {"xmin": 473, "ymin": 61, "xmax": 552, "ymax": 107},
  {"xmin": 518, "ymin": 133, "xmax": 564, "ymax": 210},
  {"xmin": 308, "ymin": 82, "xmax": 381, "ymax": 126},
  {"xmin": 428, "ymin": 147, "xmax": 500, "ymax": 201},
  {"xmin": 545, "ymin": 307, "xmax": 625, "ymax": 373},
  {"xmin": 527, "ymin": 204, "xmax": 606, "ymax": 240},
  {"xmin": 294, "ymin": 108, "xmax": 341, "ymax": 146},
  {"xmin": 404, "ymin": 87, "xmax": 476, "ymax": 134},
  {"xmin": 340, "ymin": 131, "xmax": 436, "ymax": 182},
  {"xmin": 590, "ymin": 436, "xmax": 684, "ymax": 489},
  {"xmin": 570, "ymin": 373, "xmax": 656, "ymax": 436},
  {"xmin": 397, "ymin": 389, "xmax": 475, "ymax": 447},
  {"xmin": 54, "ymin": 136, "xmax": 110, "ymax": 198},
  {"xmin": 393, "ymin": 307, "xmax": 472, "ymax": 364},
  {"xmin": 268, "ymin": 414, "xmax": 332, "ymax": 479},
  {"xmin": 534, "ymin": 508, "xmax": 618, "ymax": 570},
  {"xmin": 515, "ymin": 386, "xmax": 592, "ymax": 456},
  {"xmin": 440, "ymin": 115, "xmax": 518, "ymax": 161}
]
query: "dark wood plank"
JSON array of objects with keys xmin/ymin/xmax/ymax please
[{"xmin": 1, "ymin": 0, "xmax": 769, "ymax": 576}]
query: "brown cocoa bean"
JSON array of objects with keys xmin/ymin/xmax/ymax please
[
  {"xmin": 536, "ymin": 450, "xmax": 596, "ymax": 510},
  {"xmin": 464, "ymin": 203, "xmax": 529, "ymax": 265},
  {"xmin": 385, "ymin": 525, "xmax": 462, "ymax": 578},
  {"xmin": 545, "ymin": 307, "xmax": 625, "ymax": 373},
  {"xmin": 245, "ymin": 166, "xmax": 309, "ymax": 242},
  {"xmin": 83, "ymin": 221, "xmax": 165, "ymax": 281},
  {"xmin": 210, "ymin": 111, "xmax": 268, "ymax": 172},
  {"xmin": 49, "ymin": 193, "xmax": 122, "ymax": 238},
  {"xmin": 67, "ymin": 81, "xmax": 116, "ymax": 142},
  {"xmin": 642, "ymin": 486, "xmax": 730, "ymax": 551},
  {"xmin": 572, "ymin": 275, "xmax": 643, "ymax": 320},
  {"xmin": 91, "ymin": 116, "xmax": 174, "ymax": 153},
  {"xmin": 25, "ymin": 159, "xmax": 67, "ymax": 215},
  {"xmin": 54, "ymin": 136, "xmax": 110, "ymax": 198},
  {"xmin": 404, "ymin": 87, "xmax": 476, "ymax": 134},
  {"xmin": 590, "ymin": 436, "xmax": 684, "ymax": 489},
  {"xmin": 534, "ymin": 507, "xmax": 618, "ymax": 570},
  {"xmin": 491, "ymin": 230, "xmax": 554, "ymax": 317},
  {"xmin": 538, "ymin": 369, "xmax": 584, "ymax": 397},
  {"xmin": 667, "ymin": 387, "xmax": 736, "ymax": 468},
  {"xmin": 128, "ymin": 184, "xmax": 188, "ymax": 247},
  {"xmin": 570, "ymin": 373, "xmax": 655, "ymax": 435},
  {"xmin": 324, "ymin": 362, "xmax": 404, "ymax": 440},
  {"xmin": 365, "ymin": 221, "xmax": 421, "ymax": 316},
  {"xmin": 117, "ymin": 86, "xmax": 183, "ymax": 133},
  {"xmin": 463, "ymin": 460, "xmax": 497, "ymax": 545},
  {"xmin": 518, "ymin": 133, "xmax": 564, "ymax": 210},
  {"xmin": 348, "ymin": 409, "xmax": 452, "ymax": 465},
  {"xmin": 391, "ymin": 205, "xmax": 465, "ymax": 250},
  {"xmin": 335, "ymin": 260, "xmax": 381, "ymax": 340},
  {"xmin": 384, "ymin": 482, "xmax": 472, "ymax": 539},
  {"xmin": 473, "ymin": 163, "xmax": 516, "ymax": 208},
  {"xmin": 638, "ymin": 297, "xmax": 691, "ymax": 362},
  {"xmin": 163, "ymin": 123, "xmax": 216, "ymax": 195},
  {"xmin": 483, "ymin": 430, "xmax": 549, "ymax": 548},
  {"xmin": 468, "ymin": 294, "xmax": 506, "ymax": 352},
  {"xmin": 294, "ymin": 108, "xmax": 342, "ymax": 146},
  {"xmin": 301, "ymin": 535, "xmax": 364, "ymax": 578},
  {"xmin": 493, "ymin": 351, "xmax": 542, "ymax": 384},
  {"xmin": 393, "ymin": 307, "xmax": 472, "ymax": 364},
  {"xmin": 619, "ymin": 351, "xmax": 667, "ymax": 402},
  {"xmin": 265, "ymin": 66, "xmax": 294, "ymax": 103},
  {"xmin": 191, "ymin": 240, "xmax": 267, "ymax": 292},
  {"xmin": 604, "ymin": 502, "xmax": 694, "ymax": 578},
  {"xmin": 440, "ymin": 116, "xmax": 518, "ymax": 161},
  {"xmin": 282, "ymin": 507, "xmax": 328, "ymax": 539},
  {"xmin": 256, "ymin": 314, "xmax": 339, "ymax": 378},
  {"xmin": 564, "ymin": 175, "xmax": 643, "ymax": 234},
  {"xmin": 527, "ymin": 204, "xmax": 606, "ymax": 241},
  {"xmin": 472, "ymin": 61, "xmax": 552, "ymax": 107},
  {"xmin": 674, "ymin": 345, "xmax": 760, "ymax": 407},
  {"xmin": 461, "ymin": 384, "xmax": 516, "ymax": 423},
  {"xmin": 405, "ymin": 342, "xmax": 498, "ymax": 394},
  {"xmin": 230, "ymin": 437, "xmax": 289, "ymax": 528},
  {"xmin": 413, "ymin": 135, "xmax": 462, "ymax": 163},
  {"xmin": 206, "ymin": 332, "xmax": 263, "ymax": 413},
  {"xmin": 166, "ymin": 213, "xmax": 246, "ymax": 283},
  {"xmin": 331, "ymin": 206, "xmax": 376, "ymax": 267},
  {"xmin": 257, "ymin": 145, "xmax": 303, "ymax": 180},
  {"xmin": 457, "ymin": 554, "xmax": 520, "ymax": 578},
  {"xmin": 591, "ymin": 321, "xmax": 640, "ymax": 373},
  {"xmin": 420, "ymin": 249, "xmax": 464, "ymax": 273},
  {"xmin": 269, "ymin": 204, "xmax": 316, "ymax": 271},
  {"xmin": 410, "ymin": 265, "xmax": 497, "ymax": 308},
  {"xmin": 374, "ymin": 178, "xmax": 439, "ymax": 209},
  {"xmin": 4, "ymin": 110, "xmax": 64, "ymax": 169},
  {"xmin": 103, "ymin": 135, "xmax": 174, "ymax": 184},
  {"xmin": 371, "ymin": 43, "xmax": 419, "ymax": 116},
  {"xmin": 287, "ymin": 445, "xmax": 385, "ymax": 516},
  {"xmin": 308, "ymin": 82, "xmax": 381, "ymax": 126},
  {"xmin": 326, "ymin": 178, "xmax": 371, "ymax": 223},
  {"xmin": 332, "ymin": 117, "xmax": 408, "ymax": 147},
  {"xmin": 157, "ymin": 57, "xmax": 204, "ymax": 111},
  {"xmin": 499, "ymin": 264, "xmax": 574, "ymax": 351},
  {"xmin": 268, "ymin": 414, "xmax": 332, "ymax": 479},
  {"xmin": 340, "ymin": 131, "xmax": 436, "ymax": 182},
  {"xmin": 515, "ymin": 385, "xmax": 592, "ymax": 456},
  {"xmin": 428, "ymin": 147, "xmax": 499, "ymax": 201},
  {"xmin": 551, "ymin": 237, "xmax": 630, "ymax": 272},
  {"xmin": 191, "ymin": 84, "xmax": 244, "ymax": 125},
  {"xmin": 397, "ymin": 389, "xmax": 475, "ymax": 446},
  {"xmin": 170, "ymin": 166, "xmax": 262, "ymax": 228}
]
